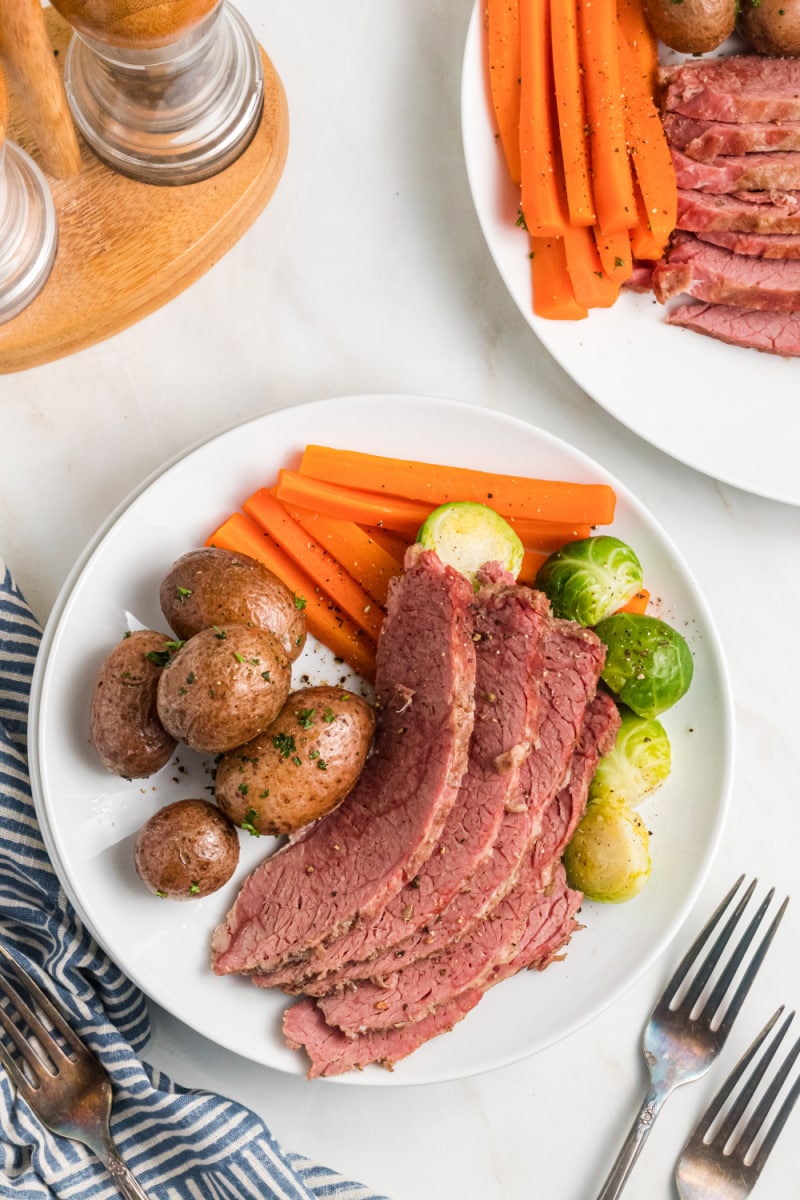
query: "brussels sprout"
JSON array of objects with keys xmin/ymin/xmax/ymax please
[
  {"xmin": 417, "ymin": 501, "xmax": 524, "ymax": 585},
  {"xmin": 534, "ymin": 536, "xmax": 643, "ymax": 626},
  {"xmin": 589, "ymin": 706, "xmax": 671, "ymax": 807},
  {"xmin": 594, "ymin": 612, "xmax": 693, "ymax": 719},
  {"xmin": 564, "ymin": 797, "xmax": 651, "ymax": 903}
]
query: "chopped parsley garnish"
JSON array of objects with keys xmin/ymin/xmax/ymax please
[
  {"xmin": 238, "ymin": 782, "xmax": 249, "ymax": 796},
  {"xmin": 213, "ymin": 627, "xmax": 227, "ymax": 640},
  {"xmin": 241, "ymin": 808, "xmax": 261, "ymax": 837},
  {"xmin": 176, "ymin": 586, "xmax": 192, "ymax": 602},
  {"xmin": 261, "ymin": 670, "xmax": 271, "ymax": 681},
  {"xmin": 294, "ymin": 594, "xmax": 308, "ymax": 611},
  {"xmin": 317, "ymin": 759, "xmax": 328, "ymax": 771},
  {"xmin": 296, "ymin": 708, "xmax": 316, "ymax": 729},
  {"xmin": 272, "ymin": 732, "xmax": 296, "ymax": 758},
  {"xmin": 188, "ymin": 881, "xmax": 200, "ymax": 895},
  {"xmin": 233, "ymin": 651, "xmax": 246, "ymax": 663},
  {"xmin": 144, "ymin": 639, "xmax": 185, "ymax": 667},
  {"xmin": 323, "ymin": 707, "xmax": 336, "ymax": 723}
]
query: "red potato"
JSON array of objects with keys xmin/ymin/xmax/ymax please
[
  {"xmin": 90, "ymin": 629, "xmax": 178, "ymax": 778},
  {"xmin": 134, "ymin": 799, "xmax": 239, "ymax": 900}
]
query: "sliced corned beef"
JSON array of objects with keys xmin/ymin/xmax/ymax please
[
  {"xmin": 667, "ymin": 302, "xmax": 800, "ymax": 356},
  {"xmin": 661, "ymin": 56, "xmax": 800, "ymax": 125},
  {"xmin": 253, "ymin": 574, "xmax": 551, "ymax": 992},
  {"xmin": 311, "ymin": 689, "xmax": 618, "ymax": 1038},
  {"xmin": 283, "ymin": 617, "xmax": 605, "ymax": 996},
  {"xmin": 695, "ymin": 228, "xmax": 800, "ymax": 260},
  {"xmin": 663, "ymin": 113, "xmax": 800, "ymax": 162},
  {"xmin": 672, "ymin": 148, "xmax": 800, "ymax": 195},
  {"xmin": 677, "ymin": 189, "xmax": 800, "ymax": 236},
  {"xmin": 211, "ymin": 546, "xmax": 476, "ymax": 976},
  {"xmin": 283, "ymin": 990, "xmax": 483, "ymax": 1079},
  {"xmin": 652, "ymin": 232, "xmax": 800, "ymax": 311}
]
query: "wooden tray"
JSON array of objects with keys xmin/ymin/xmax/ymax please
[{"xmin": 0, "ymin": 7, "xmax": 288, "ymax": 373}]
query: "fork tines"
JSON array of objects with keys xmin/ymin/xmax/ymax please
[
  {"xmin": 663, "ymin": 876, "xmax": 789, "ymax": 1034},
  {"xmin": 0, "ymin": 945, "xmax": 83, "ymax": 1092},
  {"xmin": 689, "ymin": 1007, "xmax": 800, "ymax": 1177}
]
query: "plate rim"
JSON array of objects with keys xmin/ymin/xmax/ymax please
[{"xmin": 28, "ymin": 391, "xmax": 736, "ymax": 1085}]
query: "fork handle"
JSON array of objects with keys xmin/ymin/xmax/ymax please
[
  {"xmin": 595, "ymin": 1084, "xmax": 669, "ymax": 1200},
  {"xmin": 98, "ymin": 1140, "xmax": 151, "ymax": 1200}
]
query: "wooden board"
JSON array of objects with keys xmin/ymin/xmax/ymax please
[{"xmin": 0, "ymin": 6, "xmax": 288, "ymax": 373}]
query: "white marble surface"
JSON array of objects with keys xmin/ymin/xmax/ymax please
[{"xmin": 2, "ymin": 3, "xmax": 800, "ymax": 1197}]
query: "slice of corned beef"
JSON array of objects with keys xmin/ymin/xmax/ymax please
[
  {"xmin": 678, "ymin": 189, "xmax": 800, "ymax": 236},
  {"xmin": 252, "ymin": 574, "xmax": 551, "ymax": 992},
  {"xmin": 667, "ymin": 302, "xmax": 800, "ymax": 357},
  {"xmin": 695, "ymin": 228, "xmax": 800, "ymax": 260},
  {"xmin": 211, "ymin": 546, "xmax": 476, "ymax": 976},
  {"xmin": 310, "ymin": 689, "xmax": 617, "ymax": 1038},
  {"xmin": 663, "ymin": 113, "xmax": 800, "ymax": 162},
  {"xmin": 672, "ymin": 149, "xmax": 800, "ymax": 195},
  {"xmin": 652, "ymin": 232, "xmax": 800, "ymax": 310},
  {"xmin": 660, "ymin": 56, "xmax": 800, "ymax": 124},
  {"xmin": 284, "ymin": 617, "xmax": 606, "ymax": 997},
  {"xmin": 283, "ymin": 990, "xmax": 483, "ymax": 1079},
  {"xmin": 491, "ymin": 862, "xmax": 583, "ymax": 980}
]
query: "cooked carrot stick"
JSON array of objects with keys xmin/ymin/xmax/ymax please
[
  {"xmin": 278, "ymin": 471, "xmax": 431, "ymax": 540},
  {"xmin": 206, "ymin": 512, "xmax": 377, "ymax": 680},
  {"xmin": 243, "ymin": 489, "xmax": 385, "ymax": 642},
  {"xmin": 616, "ymin": 0, "xmax": 659, "ymax": 97},
  {"xmin": 578, "ymin": 0, "xmax": 637, "ymax": 236},
  {"xmin": 616, "ymin": 587, "xmax": 650, "ymax": 615},
  {"xmin": 297, "ymin": 447, "xmax": 616, "ymax": 526},
  {"xmin": 594, "ymin": 227, "xmax": 633, "ymax": 283},
  {"xmin": 530, "ymin": 234, "xmax": 589, "ymax": 320},
  {"xmin": 519, "ymin": 0, "xmax": 568, "ymax": 236},
  {"xmin": 360, "ymin": 525, "xmax": 410, "ymax": 564},
  {"xmin": 550, "ymin": 0, "xmax": 595, "ymax": 227},
  {"xmin": 517, "ymin": 549, "xmax": 550, "ymax": 586},
  {"xmin": 488, "ymin": 0, "xmax": 522, "ymax": 185},
  {"xmin": 286, "ymin": 506, "xmax": 402, "ymax": 607},
  {"xmin": 618, "ymin": 32, "xmax": 677, "ymax": 262},
  {"xmin": 562, "ymin": 225, "xmax": 621, "ymax": 310}
]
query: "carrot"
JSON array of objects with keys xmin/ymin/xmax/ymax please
[
  {"xmin": 618, "ymin": 32, "xmax": 677, "ymax": 261},
  {"xmin": 242, "ymin": 489, "xmax": 385, "ymax": 642},
  {"xmin": 616, "ymin": 587, "xmax": 650, "ymax": 615},
  {"xmin": 517, "ymin": 548, "xmax": 549, "ymax": 586},
  {"xmin": 286, "ymin": 506, "xmax": 402, "ymax": 607},
  {"xmin": 360, "ymin": 525, "xmax": 410, "ymax": 564},
  {"xmin": 616, "ymin": 0, "xmax": 659, "ymax": 98},
  {"xmin": 297, "ymin": 446, "xmax": 616, "ymax": 526},
  {"xmin": 594, "ymin": 227, "xmax": 633, "ymax": 283},
  {"xmin": 578, "ymin": 0, "xmax": 637, "ymax": 236},
  {"xmin": 562, "ymin": 225, "xmax": 621, "ymax": 310},
  {"xmin": 278, "ymin": 471, "xmax": 431, "ymax": 540},
  {"xmin": 550, "ymin": 0, "xmax": 595, "ymax": 227},
  {"xmin": 519, "ymin": 0, "xmax": 568, "ymax": 236},
  {"xmin": 206, "ymin": 512, "xmax": 377, "ymax": 681},
  {"xmin": 530, "ymin": 233, "xmax": 588, "ymax": 320},
  {"xmin": 488, "ymin": 0, "xmax": 522, "ymax": 185}
]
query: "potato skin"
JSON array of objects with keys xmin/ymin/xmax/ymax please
[
  {"xmin": 156, "ymin": 624, "xmax": 291, "ymax": 753},
  {"xmin": 642, "ymin": 0, "xmax": 736, "ymax": 51},
  {"xmin": 160, "ymin": 547, "xmax": 306, "ymax": 662},
  {"xmin": 739, "ymin": 0, "xmax": 800, "ymax": 55},
  {"xmin": 90, "ymin": 630, "xmax": 178, "ymax": 778},
  {"xmin": 215, "ymin": 686, "xmax": 376, "ymax": 835},
  {"xmin": 134, "ymin": 799, "xmax": 239, "ymax": 899}
]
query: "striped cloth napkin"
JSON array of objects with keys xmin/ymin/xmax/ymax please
[{"xmin": 0, "ymin": 559, "xmax": 388, "ymax": 1200}]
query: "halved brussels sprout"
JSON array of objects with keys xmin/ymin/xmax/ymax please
[
  {"xmin": 417, "ymin": 501, "xmax": 524, "ymax": 585},
  {"xmin": 589, "ymin": 706, "xmax": 671, "ymax": 807},
  {"xmin": 564, "ymin": 797, "xmax": 651, "ymax": 903},
  {"xmin": 534, "ymin": 536, "xmax": 643, "ymax": 626},
  {"xmin": 594, "ymin": 612, "xmax": 693, "ymax": 719}
]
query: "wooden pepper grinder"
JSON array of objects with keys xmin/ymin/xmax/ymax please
[
  {"xmin": 47, "ymin": 0, "xmax": 264, "ymax": 185},
  {"xmin": 0, "ymin": 63, "xmax": 58, "ymax": 324}
]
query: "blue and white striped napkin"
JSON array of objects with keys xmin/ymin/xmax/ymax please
[{"xmin": 0, "ymin": 559, "xmax": 389, "ymax": 1200}]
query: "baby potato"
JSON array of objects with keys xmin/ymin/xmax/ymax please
[
  {"xmin": 739, "ymin": 0, "xmax": 800, "ymax": 55},
  {"xmin": 642, "ymin": 0, "xmax": 736, "ymax": 52},
  {"xmin": 156, "ymin": 624, "xmax": 291, "ymax": 754},
  {"xmin": 90, "ymin": 630, "xmax": 178, "ymax": 778},
  {"xmin": 134, "ymin": 798, "xmax": 239, "ymax": 899},
  {"xmin": 215, "ymin": 686, "xmax": 376, "ymax": 835},
  {"xmin": 160, "ymin": 547, "xmax": 306, "ymax": 662}
]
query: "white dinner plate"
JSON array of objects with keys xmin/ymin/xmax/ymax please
[
  {"xmin": 29, "ymin": 394, "xmax": 734, "ymax": 1085},
  {"xmin": 461, "ymin": 6, "xmax": 800, "ymax": 506}
]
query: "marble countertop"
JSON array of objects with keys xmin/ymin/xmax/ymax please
[{"xmin": 2, "ymin": 3, "xmax": 799, "ymax": 1197}]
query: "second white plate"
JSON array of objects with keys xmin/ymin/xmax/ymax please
[{"xmin": 461, "ymin": 5, "xmax": 800, "ymax": 506}]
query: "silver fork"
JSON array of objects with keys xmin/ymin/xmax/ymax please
[
  {"xmin": 676, "ymin": 1006, "xmax": 800, "ymax": 1198},
  {"xmin": 596, "ymin": 876, "xmax": 789, "ymax": 1200},
  {"xmin": 0, "ymin": 942, "xmax": 149, "ymax": 1200}
]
